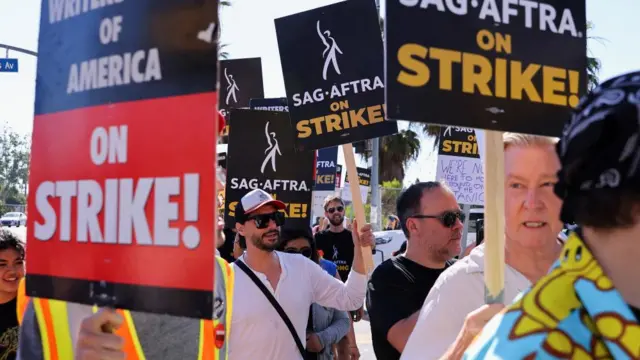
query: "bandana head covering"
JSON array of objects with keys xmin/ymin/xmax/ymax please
[{"xmin": 554, "ymin": 71, "xmax": 640, "ymax": 224}]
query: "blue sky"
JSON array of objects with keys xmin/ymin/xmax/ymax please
[{"xmin": 0, "ymin": 0, "xmax": 638, "ymax": 187}]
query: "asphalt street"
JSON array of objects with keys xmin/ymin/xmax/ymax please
[
  {"xmin": 2, "ymin": 225, "xmax": 26, "ymax": 241},
  {"xmin": 354, "ymin": 318, "xmax": 376, "ymax": 359}
]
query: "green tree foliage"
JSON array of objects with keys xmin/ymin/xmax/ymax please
[
  {"xmin": 381, "ymin": 179, "xmax": 403, "ymax": 222},
  {"xmin": 0, "ymin": 126, "xmax": 30, "ymax": 209}
]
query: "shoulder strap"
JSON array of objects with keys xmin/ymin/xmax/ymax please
[{"xmin": 235, "ymin": 260, "xmax": 306, "ymax": 357}]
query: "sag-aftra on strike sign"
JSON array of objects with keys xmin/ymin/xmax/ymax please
[
  {"xmin": 275, "ymin": 0, "xmax": 398, "ymax": 151},
  {"xmin": 27, "ymin": 0, "xmax": 219, "ymax": 319},
  {"xmin": 386, "ymin": 0, "xmax": 587, "ymax": 136}
]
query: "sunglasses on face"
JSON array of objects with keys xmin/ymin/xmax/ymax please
[
  {"xmin": 284, "ymin": 247, "xmax": 313, "ymax": 258},
  {"xmin": 326, "ymin": 206, "xmax": 344, "ymax": 214},
  {"xmin": 248, "ymin": 212, "xmax": 285, "ymax": 229},
  {"xmin": 410, "ymin": 210, "xmax": 465, "ymax": 228}
]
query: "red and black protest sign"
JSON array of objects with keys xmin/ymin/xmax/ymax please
[
  {"xmin": 26, "ymin": 0, "xmax": 219, "ymax": 319},
  {"xmin": 275, "ymin": 0, "xmax": 398, "ymax": 151},
  {"xmin": 224, "ymin": 109, "xmax": 314, "ymax": 230},
  {"xmin": 220, "ymin": 58, "xmax": 265, "ymax": 141},
  {"xmin": 385, "ymin": 0, "xmax": 587, "ymax": 136}
]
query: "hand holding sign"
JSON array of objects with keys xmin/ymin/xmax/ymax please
[
  {"xmin": 75, "ymin": 308, "xmax": 124, "ymax": 360},
  {"xmin": 350, "ymin": 219, "xmax": 375, "ymax": 276}
]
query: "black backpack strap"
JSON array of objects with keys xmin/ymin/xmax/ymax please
[{"xmin": 235, "ymin": 260, "xmax": 306, "ymax": 356}]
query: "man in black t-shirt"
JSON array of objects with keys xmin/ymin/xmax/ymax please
[
  {"xmin": 314, "ymin": 195, "xmax": 360, "ymax": 359},
  {"xmin": 367, "ymin": 182, "xmax": 463, "ymax": 360},
  {"xmin": 315, "ymin": 196, "xmax": 354, "ymax": 282}
]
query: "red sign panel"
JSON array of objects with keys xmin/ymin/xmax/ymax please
[{"xmin": 26, "ymin": 0, "xmax": 219, "ymax": 319}]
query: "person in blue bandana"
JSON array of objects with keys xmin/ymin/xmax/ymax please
[{"xmin": 464, "ymin": 70, "xmax": 640, "ymax": 359}]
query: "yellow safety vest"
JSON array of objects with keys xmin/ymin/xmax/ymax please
[{"xmin": 18, "ymin": 257, "xmax": 234, "ymax": 360}]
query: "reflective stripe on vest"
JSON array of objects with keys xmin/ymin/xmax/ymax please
[
  {"xmin": 116, "ymin": 309, "xmax": 146, "ymax": 360},
  {"xmin": 27, "ymin": 256, "xmax": 234, "ymax": 360},
  {"xmin": 17, "ymin": 277, "xmax": 29, "ymax": 325},
  {"xmin": 207, "ymin": 257, "xmax": 234, "ymax": 360},
  {"xmin": 32, "ymin": 298, "xmax": 74, "ymax": 360}
]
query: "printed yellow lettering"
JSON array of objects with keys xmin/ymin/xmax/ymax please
[
  {"xmin": 326, "ymin": 114, "xmax": 342, "ymax": 132},
  {"xmin": 397, "ymin": 44, "xmax": 430, "ymax": 87},
  {"xmin": 429, "ymin": 48, "xmax": 461, "ymax": 90},
  {"xmin": 510, "ymin": 61, "xmax": 542, "ymax": 103},
  {"xmin": 367, "ymin": 105, "xmax": 384, "ymax": 124},
  {"xmin": 296, "ymin": 104, "xmax": 387, "ymax": 138},
  {"xmin": 349, "ymin": 108, "xmax": 368, "ymax": 127},
  {"xmin": 310, "ymin": 117, "xmax": 325, "ymax": 135},
  {"xmin": 296, "ymin": 121, "xmax": 312, "ymax": 139},
  {"xmin": 543, "ymin": 66, "xmax": 568, "ymax": 106},
  {"xmin": 462, "ymin": 53, "xmax": 492, "ymax": 96}
]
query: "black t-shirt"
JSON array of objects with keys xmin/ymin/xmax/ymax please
[
  {"xmin": 366, "ymin": 256, "xmax": 452, "ymax": 360},
  {"xmin": 315, "ymin": 229, "xmax": 354, "ymax": 282},
  {"xmin": 0, "ymin": 297, "xmax": 18, "ymax": 360}
]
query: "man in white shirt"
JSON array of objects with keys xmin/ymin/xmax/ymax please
[
  {"xmin": 229, "ymin": 189, "xmax": 373, "ymax": 359},
  {"xmin": 401, "ymin": 133, "xmax": 564, "ymax": 360}
]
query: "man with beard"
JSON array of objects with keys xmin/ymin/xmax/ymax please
[
  {"xmin": 315, "ymin": 195, "xmax": 362, "ymax": 359},
  {"xmin": 229, "ymin": 189, "xmax": 373, "ymax": 359},
  {"xmin": 315, "ymin": 196, "xmax": 353, "ymax": 281},
  {"xmin": 366, "ymin": 182, "xmax": 461, "ymax": 360}
]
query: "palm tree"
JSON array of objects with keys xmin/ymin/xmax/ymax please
[
  {"xmin": 586, "ymin": 21, "xmax": 603, "ymax": 91},
  {"xmin": 218, "ymin": 1, "xmax": 231, "ymax": 60},
  {"xmin": 218, "ymin": 43, "xmax": 229, "ymax": 59},
  {"xmin": 362, "ymin": 129, "xmax": 421, "ymax": 183}
]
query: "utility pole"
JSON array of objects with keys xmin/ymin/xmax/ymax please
[
  {"xmin": 1, "ymin": 44, "xmax": 37, "ymax": 211},
  {"xmin": 370, "ymin": 0, "xmax": 382, "ymax": 231}
]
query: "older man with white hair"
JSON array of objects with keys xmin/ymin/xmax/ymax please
[{"xmin": 401, "ymin": 133, "xmax": 564, "ymax": 359}]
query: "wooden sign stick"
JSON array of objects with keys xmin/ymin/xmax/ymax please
[
  {"xmin": 342, "ymin": 143, "xmax": 375, "ymax": 275},
  {"xmin": 483, "ymin": 130, "xmax": 506, "ymax": 304}
]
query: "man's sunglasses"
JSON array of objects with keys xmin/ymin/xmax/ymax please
[
  {"xmin": 326, "ymin": 206, "xmax": 344, "ymax": 214},
  {"xmin": 410, "ymin": 210, "xmax": 465, "ymax": 228},
  {"xmin": 284, "ymin": 247, "xmax": 313, "ymax": 258},
  {"xmin": 248, "ymin": 212, "xmax": 285, "ymax": 229}
]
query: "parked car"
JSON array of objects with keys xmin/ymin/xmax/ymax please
[
  {"xmin": 0, "ymin": 212, "xmax": 26, "ymax": 227},
  {"xmin": 372, "ymin": 229, "xmax": 407, "ymax": 269}
]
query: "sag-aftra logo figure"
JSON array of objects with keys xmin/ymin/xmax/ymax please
[{"xmin": 317, "ymin": 20, "xmax": 343, "ymax": 81}]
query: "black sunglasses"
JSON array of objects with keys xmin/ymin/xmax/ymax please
[
  {"xmin": 284, "ymin": 247, "xmax": 313, "ymax": 258},
  {"xmin": 410, "ymin": 210, "xmax": 465, "ymax": 228},
  {"xmin": 326, "ymin": 206, "xmax": 344, "ymax": 214},
  {"xmin": 248, "ymin": 212, "xmax": 285, "ymax": 229}
]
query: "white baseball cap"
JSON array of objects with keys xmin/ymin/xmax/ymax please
[{"xmin": 235, "ymin": 189, "xmax": 286, "ymax": 223}]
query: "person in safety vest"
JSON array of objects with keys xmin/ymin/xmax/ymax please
[
  {"xmin": 17, "ymin": 111, "xmax": 233, "ymax": 360},
  {"xmin": 464, "ymin": 71, "xmax": 640, "ymax": 359}
]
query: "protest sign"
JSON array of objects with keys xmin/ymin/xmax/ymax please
[
  {"xmin": 315, "ymin": 146, "xmax": 339, "ymax": 191},
  {"xmin": 275, "ymin": 0, "xmax": 398, "ymax": 151},
  {"xmin": 220, "ymin": 58, "xmax": 265, "ymax": 139},
  {"xmin": 26, "ymin": 0, "xmax": 219, "ymax": 318},
  {"xmin": 224, "ymin": 109, "xmax": 314, "ymax": 230},
  {"xmin": 250, "ymin": 97, "xmax": 289, "ymax": 112},
  {"xmin": 343, "ymin": 167, "xmax": 371, "ymax": 203},
  {"xmin": 335, "ymin": 164, "xmax": 343, "ymax": 188},
  {"xmin": 385, "ymin": 0, "xmax": 587, "ymax": 136},
  {"xmin": 436, "ymin": 126, "xmax": 484, "ymax": 206}
]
